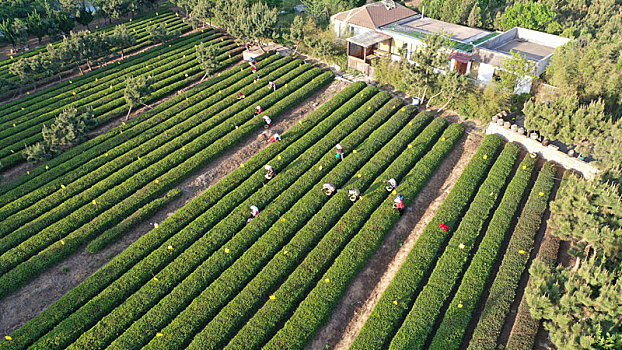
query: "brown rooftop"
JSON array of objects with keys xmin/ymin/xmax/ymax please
[{"xmin": 333, "ymin": 1, "xmax": 416, "ymax": 29}]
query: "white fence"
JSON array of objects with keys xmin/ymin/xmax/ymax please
[{"xmin": 486, "ymin": 122, "xmax": 600, "ymax": 180}]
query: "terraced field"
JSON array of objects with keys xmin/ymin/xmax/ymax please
[
  {"xmin": 0, "ymin": 9, "xmax": 191, "ymax": 97},
  {"xmin": 350, "ymin": 136, "xmax": 557, "ymax": 350},
  {"xmin": 0, "ymin": 80, "xmax": 465, "ymax": 349},
  {"xmin": 0, "ymin": 28, "xmax": 240, "ymax": 170},
  {"xmin": 0, "ymin": 52, "xmax": 332, "ymax": 303}
]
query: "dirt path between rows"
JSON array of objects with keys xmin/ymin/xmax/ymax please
[
  {"xmin": 0, "ymin": 79, "xmax": 348, "ymax": 336},
  {"xmin": 308, "ymin": 126, "xmax": 483, "ymax": 350}
]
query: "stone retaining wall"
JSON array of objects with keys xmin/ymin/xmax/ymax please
[{"xmin": 486, "ymin": 122, "xmax": 600, "ymax": 180}]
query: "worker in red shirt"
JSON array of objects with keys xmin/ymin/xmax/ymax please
[
  {"xmin": 439, "ymin": 223, "xmax": 449, "ymax": 231},
  {"xmin": 393, "ymin": 194, "xmax": 405, "ymax": 215},
  {"xmin": 268, "ymin": 132, "xmax": 281, "ymax": 143}
]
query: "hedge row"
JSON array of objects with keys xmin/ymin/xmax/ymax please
[
  {"xmin": 85, "ymin": 188, "xmax": 182, "ymax": 254},
  {"xmin": 0, "ymin": 34, "xmax": 241, "ymax": 167},
  {"xmin": 0, "ymin": 10, "xmax": 190, "ymax": 95},
  {"xmin": 0, "ymin": 52, "xmax": 277, "ymax": 205},
  {"xmin": 0, "ymin": 44, "xmax": 244, "ymax": 166},
  {"xmin": 348, "ymin": 134, "xmax": 505, "ymax": 350},
  {"xmin": 504, "ymin": 230, "xmax": 560, "ymax": 350},
  {"xmin": 467, "ymin": 162, "xmax": 557, "ymax": 350},
  {"xmin": 217, "ymin": 112, "xmax": 442, "ymax": 350},
  {"xmin": 0, "ymin": 82, "xmax": 367, "ymax": 350},
  {"xmin": 0, "ymin": 10, "xmax": 180, "ymax": 68},
  {"xmin": 504, "ymin": 181, "xmax": 561, "ymax": 350},
  {"xmin": 0, "ymin": 68, "xmax": 333, "ymax": 299},
  {"xmin": 263, "ymin": 122, "xmax": 465, "ymax": 350},
  {"xmin": 0, "ymin": 55, "xmax": 291, "ymax": 245},
  {"xmin": 140, "ymin": 101, "xmax": 420, "ymax": 350},
  {"xmin": 0, "ymin": 38, "xmax": 240, "ymax": 164},
  {"xmin": 1, "ymin": 28, "xmax": 209, "ymax": 121},
  {"xmin": 1, "ymin": 17, "xmax": 191, "ymax": 86},
  {"xmin": 0, "ymin": 27, "xmax": 208, "ymax": 130},
  {"xmin": 42, "ymin": 81, "xmax": 377, "ymax": 350},
  {"xmin": 429, "ymin": 154, "xmax": 538, "ymax": 350},
  {"xmin": 0, "ymin": 10, "xmax": 177, "ymax": 70},
  {"xmin": 0, "ymin": 58, "xmax": 305, "ymax": 262},
  {"xmin": 389, "ymin": 142, "xmax": 521, "ymax": 350}
]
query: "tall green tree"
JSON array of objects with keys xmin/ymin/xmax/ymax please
[
  {"xmin": 498, "ymin": 2, "xmax": 560, "ymax": 32},
  {"xmin": 174, "ymin": 0, "xmax": 198, "ymax": 16},
  {"xmin": 549, "ymin": 173, "xmax": 622, "ymax": 262},
  {"xmin": 42, "ymin": 107, "xmax": 94, "ymax": 153},
  {"xmin": 228, "ymin": 0, "xmax": 279, "ymax": 52},
  {"xmin": 467, "ymin": 3, "xmax": 482, "ymax": 27},
  {"xmin": 75, "ymin": 2, "xmax": 95, "ymax": 29},
  {"xmin": 0, "ymin": 18, "xmax": 28, "ymax": 49},
  {"xmin": 26, "ymin": 9, "xmax": 48, "ymax": 43},
  {"xmin": 404, "ymin": 31, "xmax": 452, "ymax": 102},
  {"xmin": 110, "ymin": 24, "xmax": 136, "ymax": 58},
  {"xmin": 124, "ymin": 75, "xmax": 152, "ymax": 118},
  {"xmin": 523, "ymin": 95, "xmax": 610, "ymax": 157},
  {"xmin": 53, "ymin": 11, "xmax": 75, "ymax": 38},
  {"xmin": 195, "ymin": 42, "xmax": 219, "ymax": 81},
  {"xmin": 498, "ymin": 49, "xmax": 534, "ymax": 93},
  {"xmin": 192, "ymin": 0, "xmax": 214, "ymax": 26},
  {"xmin": 147, "ymin": 22, "xmax": 178, "ymax": 43}
]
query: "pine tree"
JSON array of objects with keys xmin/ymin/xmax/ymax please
[
  {"xmin": 526, "ymin": 257, "xmax": 622, "ymax": 350},
  {"xmin": 467, "ymin": 3, "xmax": 482, "ymax": 28},
  {"xmin": 195, "ymin": 42, "xmax": 219, "ymax": 81},
  {"xmin": 124, "ymin": 75, "xmax": 152, "ymax": 119}
]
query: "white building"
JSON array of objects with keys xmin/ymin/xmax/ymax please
[{"xmin": 331, "ymin": 1, "xmax": 571, "ymax": 93}]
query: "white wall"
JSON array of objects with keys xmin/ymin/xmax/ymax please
[
  {"xmin": 486, "ymin": 122, "xmax": 600, "ymax": 180},
  {"xmin": 477, "ymin": 63, "xmax": 495, "ymax": 82}
]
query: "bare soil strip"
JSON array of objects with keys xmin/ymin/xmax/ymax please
[
  {"xmin": 0, "ymin": 79, "xmax": 348, "ymax": 336},
  {"xmin": 307, "ymin": 130, "xmax": 483, "ymax": 350}
]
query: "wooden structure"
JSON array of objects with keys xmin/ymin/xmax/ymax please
[{"xmin": 346, "ymin": 31, "xmax": 392, "ymax": 77}]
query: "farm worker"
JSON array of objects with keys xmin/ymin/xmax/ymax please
[
  {"xmin": 268, "ymin": 81, "xmax": 277, "ymax": 91},
  {"xmin": 237, "ymin": 92, "xmax": 245, "ymax": 99},
  {"xmin": 246, "ymin": 42, "xmax": 251, "ymax": 50},
  {"xmin": 335, "ymin": 144, "xmax": 344, "ymax": 160},
  {"xmin": 256, "ymin": 105, "xmax": 263, "ymax": 115},
  {"xmin": 247, "ymin": 205, "xmax": 259, "ymax": 224},
  {"xmin": 349, "ymin": 188, "xmax": 360, "ymax": 202},
  {"xmin": 256, "ymin": 74, "xmax": 261, "ymax": 81},
  {"xmin": 323, "ymin": 183, "xmax": 336, "ymax": 196},
  {"xmin": 268, "ymin": 132, "xmax": 281, "ymax": 143},
  {"xmin": 439, "ymin": 223, "xmax": 449, "ymax": 231},
  {"xmin": 262, "ymin": 115, "xmax": 272, "ymax": 128},
  {"xmin": 393, "ymin": 194, "xmax": 405, "ymax": 215},
  {"xmin": 252, "ymin": 64, "xmax": 257, "ymax": 73},
  {"xmin": 265, "ymin": 165, "xmax": 276, "ymax": 180},
  {"xmin": 385, "ymin": 178, "xmax": 397, "ymax": 192}
]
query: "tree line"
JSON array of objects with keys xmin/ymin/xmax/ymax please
[{"xmin": 0, "ymin": 0, "xmax": 160, "ymax": 50}]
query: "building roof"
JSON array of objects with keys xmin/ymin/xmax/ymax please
[
  {"xmin": 347, "ymin": 31, "xmax": 392, "ymax": 47},
  {"xmin": 333, "ymin": 1, "xmax": 416, "ymax": 29},
  {"xmin": 474, "ymin": 27, "xmax": 571, "ymax": 66}
]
